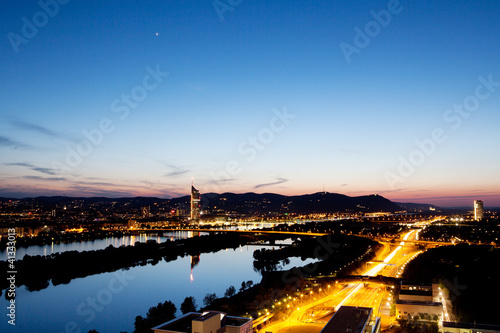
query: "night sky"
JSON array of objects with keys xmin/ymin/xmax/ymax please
[{"xmin": 1, "ymin": 0, "xmax": 499, "ymax": 206}]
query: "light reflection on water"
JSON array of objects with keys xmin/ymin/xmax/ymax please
[
  {"xmin": 1, "ymin": 231, "xmax": 209, "ymax": 260},
  {"xmin": 0, "ymin": 243, "xmax": 318, "ymax": 333},
  {"xmin": 1, "ymin": 221, "xmax": 300, "ymax": 260},
  {"xmin": 2, "ymin": 220, "xmax": 316, "ymax": 260}
]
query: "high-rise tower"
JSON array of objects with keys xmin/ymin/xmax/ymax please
[
  {"xmin": 474, "ymin": 200, "xmax": 483, "ymax": 221},
  {"xmin": 191, "ymin": 183, "xmax": 201, "ymax": 223}
]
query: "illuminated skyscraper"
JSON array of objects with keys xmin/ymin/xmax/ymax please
[
  {"xmin": 191, "ymin": 184, "xmax": 201, "ymax": 222},
  {"xmin": 141, "ymin": 206, "xmax": 150, "ymax": 218},
  {"xmin": 474, "ymin": 200, "xmax": 483, "ymax": 221}
]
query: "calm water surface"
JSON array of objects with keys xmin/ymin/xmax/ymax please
[
  {"xmin": 0, "ymin": 243, "xmax": 317, "ymax": 333},
  {"xmin": 1, "ymin": 221, "xmax": 302, "ymax": 260},
  {"xmin": 1, "ymin": 231, "xmax": 208, "ymax": 260}
]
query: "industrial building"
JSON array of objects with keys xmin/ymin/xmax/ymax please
[
  {"xmin": 151, "ymin": 311, "xmax": 253, "ymax": 333},
  {"xmin": 396, "ymin": 282, "xmax": 443, "ymax": 320},
  {"xmin": 320, "ymin": 306, "xmax": 381, "ymax": 333},
  {"xmin": 395, "ymin": 300, "xmax": 443, "ymax": 321}
]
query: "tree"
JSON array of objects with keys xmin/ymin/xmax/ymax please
[
  {"xmin": 203, "ymin": 293, "xmax": 217, "ymax": 307},
  {"xmin": 224, "ymin": 286, "xmax": 236, "ymax": 298},
  {"xmin": 240, "ymin": 281, "xmax": 247, "ymax": 291},
  {"xmin": 134, "ymin": 316, "xmax": 147, "ymax": 333},
  {"xmin": 424, "ymin": 322, "xmax": 439, "ymax": 333},
  {"xmin": 181, "ymin": 296, "xmax": 197, "ymax": 314},
  {"xmin": 246, "ymin": 280, "xmax": 253, "ymax": 288},
  {"xmin": 134, "ymin": 300, "xmax": 177, "ymax": 333}
]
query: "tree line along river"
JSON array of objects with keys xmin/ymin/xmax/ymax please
[{"xmin": 0, "ymin": 232, "xmax": 317, "ymax": 333}]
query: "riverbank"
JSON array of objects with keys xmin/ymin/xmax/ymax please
[{"xmin": 0, "ymin": 233, "xmax": 260, "ymax": 293}]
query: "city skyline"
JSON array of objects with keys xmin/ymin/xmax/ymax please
[{"xmin": 1, "ymin": 1, "xmax": 499, "ymax": 206}]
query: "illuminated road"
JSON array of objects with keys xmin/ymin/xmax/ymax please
[
  {"xmin": 136, "ymin": 218, "xmax": 454, "ymax": 332},
  {"xmin": 334, "ymin": 230, "xmax": 420, "ymax": 315},
  {"xmin": 259, "ymin": 229, "xmax": 423, "ymax": 333}
]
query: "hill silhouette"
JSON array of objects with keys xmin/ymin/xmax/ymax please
[{"xmin": 0, "ymin": 192, "xmax": 402, "ymax": 214}]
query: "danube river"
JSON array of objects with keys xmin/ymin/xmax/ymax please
[
  {"xmin": 1, "ymin": 221, "xmax": 299, "ymax": 260},
  {"xmin": 1, "ymin": 238, "xmax": 316, "ymax": 333},
  {"xmin": 0, "ymin": 231, "xmax": 209, "ymax": 260}
]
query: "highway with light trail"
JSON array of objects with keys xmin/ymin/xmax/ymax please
[{"xmin": 259, "ymin": 228, "xmax": 424, "ymax": 332}]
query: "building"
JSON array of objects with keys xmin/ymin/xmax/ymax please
[
  {"xmin": 474, "ymin": 200, "xmax": 484, "ymax": 221},
  {"xmin": 398, "ymin": 289, "xmax": 433, "ymax": 302},
  {"xmin": 442, "ymin": 322, "xmax": 500, "ymax": 333},
  {"xmin": 141, "ymin": 206, "xmax": 150, "ymax": 218},
  {"xmin": 396, "ymin": 282, "xmax": 443, "ymax": 320},
  {"xmin": 400, "ymin": 282, "xmax": 434, "ymax": 292},
  {"xmin": 400, "ymin": 282, "xmax": 440, "ymax": 302},
  {"xmin": 320, "ymin": 306, "xmax": 381, "ymax": 333},
  {"xmin": 151, "ymin": 311, "xmax": 253, "ymax": 333},
  {"xmin": 395, "ymin": 300, "xmax": 443, "ymax": 321},
  {"xmin": 127, "ymin": 219, "xmax": 137, "ymax": 229},
  {"xmin": 191, "ymin": 184, "xmax": 201, "ymax": 223}
]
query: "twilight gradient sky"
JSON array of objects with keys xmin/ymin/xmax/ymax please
[{"xmin": 1, "ymin": 0, "xmax": 499, "ymax": 206}]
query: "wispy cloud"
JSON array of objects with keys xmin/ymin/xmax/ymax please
[
  {"xmin": 205, "ymin": 178, "xmax": 237, "ymax": 187},
  {"xmin": 160, "ymin": 161, "xmax": 189, "ymax": 178},
  {"xmin": 0, "ymin": 135, "xmax": 28, "ymax": 149},
  {"xmin": 254, "ymin": 177, "xmax": 288, "ymax": 189},
  {"xmin": 11, "ymin": 120, "xmax": 78, "ymax": 142},
  {"xmin": 74, "ymin": 179, "xmax": 163, "ymax": 191},
  {"xmin": 345, "ymin": 188, "xmax": 409, "ymax": 196},
  {"xmin": 24, "ymin": 175, "xmax": 66, "ymax": 181},
  {"xmin": 68, "ymin": 186, "xmax": 136, "ymax": 198},
  {"xmin": 5, "ymin": 162, "xmax": 59, "ymax": 175},
  {"xmin": 141, "ymin": 180, "xmax": 156, "ymax": 188},
  {"xmin": 12, "ymin": 121, "xmax": 57, "ymax": 137},
  {"xmin": 375, "ymin": 188, "xmax": 409, "ymax": 194},
  {"xmin": 141, "ymin": 180, "xmax": 177, "ymax": 188},
  {"xmin": 74, "ymin": 180, "xmax": 125, "ymax": 188},
  {"xmin": 165, "ymin": 169, "xmax": 189, "ymax": 177}
]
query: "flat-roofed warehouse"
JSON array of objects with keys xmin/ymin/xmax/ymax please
[{"xmin": 320, "ymin": 306, "xmax": 381, "ymax": 333}]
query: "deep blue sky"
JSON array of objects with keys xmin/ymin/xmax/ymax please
[{"xmin": 1, "ymin": 0, "xmax": 499, "ymax": 206}]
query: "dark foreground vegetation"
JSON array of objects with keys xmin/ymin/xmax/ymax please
[
  {"xmin": 395, "ymin": 319, "xmax": 439, "ymax": 333},
  {"xmin": 420, "ymin": 221, "xmax": 499, "ymax": 244},
  {"xmin": 133, "ymin": 300, "xmax": 177, "ymax": 333},
  {"xmin": 402, "ymin": 244, "xmax": 499, "ymax": 324}
]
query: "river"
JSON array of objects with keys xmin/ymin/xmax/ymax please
[
  {"xmin": 0, "ymin": 231, "xmax": 209, "ymax": 260},
  {"xmin": 0, "ymin": 221, "xmax": 300, "ymax": 260},
  {"xmin": 1, "ymin": 239, "xmax": 317, "ymax": 333}
]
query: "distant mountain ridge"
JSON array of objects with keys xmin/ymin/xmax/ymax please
[
  {"xmin": 195, "ymin": 192, "xmax": 402, "ymax": 214},
  {"xmin": 0, "ymin": 192, "xmax": 404, "ymax": 214}
]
